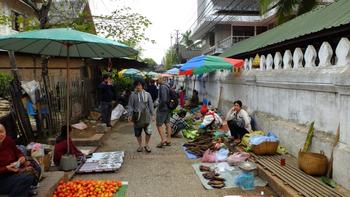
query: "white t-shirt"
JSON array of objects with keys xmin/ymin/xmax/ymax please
[{"xmin": 226, "ymin": 108, "xmax": 251, "ymax": 131}]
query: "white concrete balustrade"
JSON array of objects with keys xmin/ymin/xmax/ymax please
[{"xmin": 246, "ymin": 37, "xmax": 350, "ymax": 71}]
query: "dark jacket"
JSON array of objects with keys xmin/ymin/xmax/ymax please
[
  {"xmin": 98, "ymin": 83, "xmax": 115, "ymax": 103},
  {"xmin": 147, "ymin": 84, "xmax": 158, "ymax": 102}
]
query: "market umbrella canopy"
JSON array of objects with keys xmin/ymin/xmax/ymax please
[
  {"xmin": 119, "ymin": 68, "xmax": 144, "ymax": 78},
  {"xmin": 179, "ymin": 55, "xmax": 244, "ymax": 75},
  {"xmin": 166, "ymin": 68, "xmax": 179, "ymax": 75},
  {"xmin": 0, "ymin": 28, "xmax": 138, "ymax": 58},
  {"xmin": 145, "ymin": 71, "xmax": 160, "ymax": 78}
]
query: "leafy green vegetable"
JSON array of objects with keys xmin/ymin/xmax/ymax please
[{"xmin": 321, "ymin": 176, "xmax": 336, "ymax": 188}]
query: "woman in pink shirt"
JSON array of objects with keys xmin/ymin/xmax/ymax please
[{"xmin": 179, "ymin": 86, "xmax": 185, "ymax": 108}]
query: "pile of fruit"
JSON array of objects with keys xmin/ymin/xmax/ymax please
[{"xmin": 53, "ymin": 180, "xmax": 122, "ymax": 197}]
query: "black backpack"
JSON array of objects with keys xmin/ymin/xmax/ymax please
[{"xmin": 168, "ymin": 89, "xmax": 179, "ymax": 110}]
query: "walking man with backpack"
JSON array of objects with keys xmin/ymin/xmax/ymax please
[{"xmin": 156, "ymin": 77, "xmax": 177, "ymax": 148}]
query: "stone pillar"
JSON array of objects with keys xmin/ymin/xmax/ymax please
[
  {"xmin": 260, "ymin": 55, "xmax": 266, "ymax": 71},
  {"xmin": 293, "ymin": 48, "xmax": 303, "ymax": 69},
  {"xmin": 266, "ymin": 54, "xmax": 273, "ymax": 70},
  {"xmin": 335, "ymin": 37, "xmax": 350, "ymax": 66},
  {"xmin": 274, "ymin": 52, "xmax": 282, "ymax": 69},
  {"xmin": 283, "ymin": 50, "xmax": 292, "ymax": 69},
  {"xmin": 318, "ymin": 42, "xmax": 333, "ymax": 67},
  {"xmin": 304, "ymin": 45, "xmax": 317, "ymax": 68}
]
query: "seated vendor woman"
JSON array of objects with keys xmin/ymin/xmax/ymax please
[
  {"xmin": 225, "ymin": 100, "xmax": 251, "ymax": 139},
  {"xmin": 187, "ymin": 90, "xmax": 199, "ymax": 108},
  {"xmin": 54, "ymin": 125, "xmax": 84, "ymax": 166},
  {"xmin": 0, "ymin": 124, "xmax": 37, "ymax": 197}
]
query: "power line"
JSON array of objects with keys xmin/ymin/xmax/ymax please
[{"xmin": 182, "ymin": 0, "xmax": 208, "ymax": 31}]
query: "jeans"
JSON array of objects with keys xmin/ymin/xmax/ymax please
[
  {"xmin": 101, "ymin": 101, "xmax": 112, "ymax": 125},
  {"xmin": 0, "ymin": 173, "xmax": 35, "ymax": 197},
  {"xmin": 228, "ymin": 120, "xmax": 248, "ymax": 139}
]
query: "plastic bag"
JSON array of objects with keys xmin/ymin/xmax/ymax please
[
  {"xmin": 21, "ymin": 80, "xmax": 40, "ymax": 104},
  {"xmin": 72, "ymin": 122, "xmax": 88, "ymax": 130},
  {"xmin": 111, "ymin": 104, "xmax": 127, "ymax": 121},
  {"xmin": 249, "ymin": 131, "xmax": 278, "ymax": 145},
  {"xmin": 235, "ymin": 171, "xmax": 255, "ymax": 190},
  {"xmin": 202, "ymin": 114, "xmax": 215, "ymax": 126},
  {"xmin": 215, "ymin": 148, "xmax": 229, "ymax": 162},
  {"xmin": 227, "ymin": 152, "xmax": 251, "ymax": 166},
  {"xmin": 201, "ymin": 149, "xmax": 216, "ymax": 163},
  {"xmin": 241, "ymin": 131, "xmax": 265, "ymax": 147},
  {"xmin": 31, "ymin": 143, "xmax": 44, "ymax": 158}
]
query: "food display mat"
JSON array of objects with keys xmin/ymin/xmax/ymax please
[
  {"xmin": 77, "ymin": 151, "xmax": 124, "ymax": 173},
  {"xmin": 192, "ymin": 162, "xmax": 267, "ymax": 190}
]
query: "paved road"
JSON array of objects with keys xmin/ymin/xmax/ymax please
[{"xmin": 74, "ymin": 121, "xmax": 275, "ymax": 197}]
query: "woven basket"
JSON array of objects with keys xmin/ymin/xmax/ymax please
[
  {"xmin": 298, "ymin": 150, "xmax": 328, "ymax": 176},
  {"xmin": 252, "ymin": 141, "xmax": 279, "ymax": 155}
]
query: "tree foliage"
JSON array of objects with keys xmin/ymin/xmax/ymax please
[
  {"xmin": 181, "ymin": 30, "xmax": 194, "ymax": 48},
  {"xmin": 0, "ymin": 0, "xmax": 153, "ymax": 48},
  {"xmin": 94, "ymin": 7, "xmax": 153, "ymax": 48},
  {"xmin": 143, "ymin": 58, "xmax": 157, "ymax": 67},
  {"xmin": 259, "ymin": 0, "xmax": 317, "ymax": 24},
  {"xmin": 0, "ymin": 72, "xmax": 13, "ymax": 99},
  {"xmin": 102, "ymin": 69, "xmax": 133, "ymax": 95},
  {"xmin": 163, "ymin": 47, "xmax": 180, "ymax": 70}
]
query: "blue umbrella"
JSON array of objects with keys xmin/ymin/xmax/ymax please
[{"xmin": 166, "ymin": 68, "xmax": 179, "ymax": 75}]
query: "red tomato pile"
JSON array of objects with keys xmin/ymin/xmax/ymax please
[{"xmin": 53, "ymin": 180, "xmax": 123, "ymax": 197}]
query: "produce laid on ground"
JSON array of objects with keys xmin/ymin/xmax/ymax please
[
  {"xmin": 183, "ymin": 131, "xmax": 215, "ymax": 157},
  {"xmin": 53, "ymin": 180, "xmax": 123, "ymax": 197},
  {"xmin": 183, "ymin": 130, "xmax": 235, "ymax": 157},
  {"xmin": 199, "ymin": 165, "xmax": 226, "ymax": 189}
]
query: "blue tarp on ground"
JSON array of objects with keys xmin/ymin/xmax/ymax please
[{"xmin": 182, "ymin": 146, "xmax": 199, "ymax": 160}]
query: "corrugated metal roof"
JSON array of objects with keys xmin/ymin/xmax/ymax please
[{"xmin": 220, "ymin": 0, "xmax": 350, "ymax": 57}]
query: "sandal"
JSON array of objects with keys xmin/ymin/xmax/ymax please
[
  {"xmin": 137, "ymin": 147, "xmax": 143, "ymax": 152},
  {"xmin": 156, "ymin": 142, "xmax": 163, "ymax": 148},
  {"xmin": 144, "ymin": 146, "xmax": 151, "ymax": 153},
  {"xmin": 164, "ymin": 141, "xmax": 171, "ymax": 146}
]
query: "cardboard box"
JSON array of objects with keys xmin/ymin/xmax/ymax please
[{"xmin": 36, "ymin": 151, "xmax": 52, "ymax": 171}]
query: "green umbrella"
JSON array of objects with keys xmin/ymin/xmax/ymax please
[
  {"xmin": 0, "ymin": 28, "xmax": 137, "ymax": 57},
  {"xmin": 119, "ymin": 68, "xmax": 144, "ymax": 78},
  {"xmin": 0, "ymin": 28, "xmax": 137, "ymax": 160},
  {"xmin": 145, "ymin": 71, "xmax": 159, "ymax": 78}
]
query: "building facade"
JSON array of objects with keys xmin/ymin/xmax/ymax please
[{"xmin": 191, "ymin": 0, "xmax": 275, "ymax": 56}]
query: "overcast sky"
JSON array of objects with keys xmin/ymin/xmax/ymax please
[{"xmin": 89, "ymin": 0, "xmax": 197, "ymax": 64}]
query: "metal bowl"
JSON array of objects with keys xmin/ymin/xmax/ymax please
[{"xmin": 239, "ymin": 161, "xmax": 257, "ymax": 172}]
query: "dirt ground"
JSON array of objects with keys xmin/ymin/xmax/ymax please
[
  {"xmin": 70, "ymin": 122, "xmax": 97, "ymax": 138},
  {"xmin": 74, "ymin": 121, "xmax": 277, "ymax": 197}
]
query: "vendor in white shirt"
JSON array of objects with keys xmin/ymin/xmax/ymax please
[{"xmin": 225, "ymin": 100, "xmax": 251, "ymax": 139}]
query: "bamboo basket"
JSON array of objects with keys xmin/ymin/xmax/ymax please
[
  {"xmin": 252, "ymin": 141, "xmax": 279, "ymax": 155},
  {"xmin": 298, "ymin": 150, "xmax": 328, "ymax": 176}
]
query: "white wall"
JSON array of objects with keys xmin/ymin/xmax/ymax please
[{"xmin": 179, "ymin": 38, "xmax": 350, "ymax": 190}]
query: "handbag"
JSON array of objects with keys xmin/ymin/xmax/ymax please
[{"xmin": 133, "ymin": 91, "xmax": 151, "ymax": 128}]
